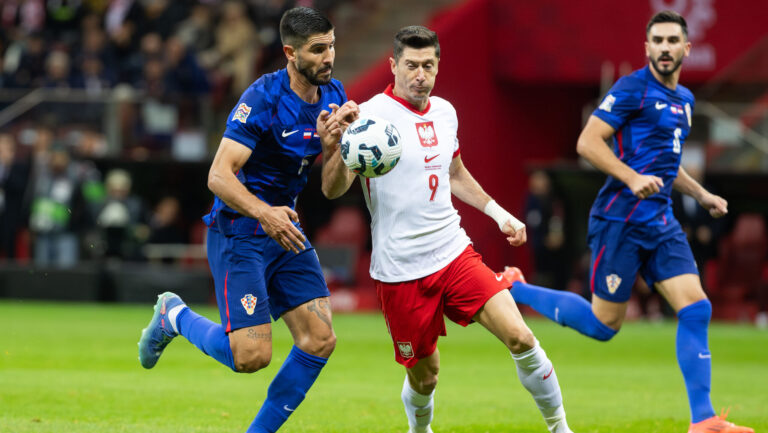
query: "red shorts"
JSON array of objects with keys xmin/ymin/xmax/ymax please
[{"xmin": 375, "ymin": 244, "xmax": 509, "ymax": 368}]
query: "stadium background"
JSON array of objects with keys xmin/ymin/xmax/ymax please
[
  {"xmin": 1, "ymin": 1, "xmax": 768, "ymax": 432},
  {"xmin": 1, "ymin": 0, "xmax": 766, "ymax": 323}
]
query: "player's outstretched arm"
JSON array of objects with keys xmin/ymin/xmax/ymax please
[
  {"xmin": 673, "ymin": 166, "xmax": 728, "ymax": 218},
  {"xmin": 208, "ymin": 137, "xmax": 306, "ymax": 253},
  {"xmin": 448, "ymin": 155, "xmax": 526, "ymax": 246},
  {"xmin": 578, "ymin": 115, "xmax": 664, "ymax": 200},
  {"xmin": 318, "ymin": 103, "xmax": 357, "ymax": 199}
]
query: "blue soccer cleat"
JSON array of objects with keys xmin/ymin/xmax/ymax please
[{"xmin": 138, "ymin": 292, "xmax": 186, "ymax": 369}]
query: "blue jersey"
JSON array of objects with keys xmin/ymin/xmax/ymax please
[
  {"xmin": 590, "ymin": 66, "xmax": 694, "ymax": 226},
  {"xmin": 203, "ymin": 69, "xmax": 347, "ymax": 235}
]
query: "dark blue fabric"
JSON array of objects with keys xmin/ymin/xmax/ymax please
[
  {"xmin": 591, "ymin": 66, "xmax": 695, "ymax": 225},
  {"xmin": 203, "ymin": 68, "xmax": 347, "ymax": 235}
]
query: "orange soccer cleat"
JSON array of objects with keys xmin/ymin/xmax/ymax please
[
  {"xmin": 688, "ymin": 411, "xmax": 754, "ymax": 433},
  {"xmin": 500, "ymin": 266, "xmax": 527, "ymax": 285}
]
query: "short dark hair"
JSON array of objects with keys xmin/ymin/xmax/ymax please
[
  {"xmin": 646, "ymin": 10, "xmax": 688, "ymax": 39},
  {"xmin": 280, "ymin": 7, "xmax": 333, "ymax": 48},
  {"xmin": 393, "ymin": 26, "xmax": 440, "ymax": 62}
]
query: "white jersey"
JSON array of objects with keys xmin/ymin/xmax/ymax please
[{"xmin": 360, "ymin": 86, "xmax": 471, "ymax": 283}]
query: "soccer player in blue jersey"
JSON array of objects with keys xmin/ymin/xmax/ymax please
[
  {"xmin": 137, "ymin": 7, "xmax": 359, "ymax": 433},
  {"xmin": 508, "ymin": 11, "xmax": 753, "ymax": 433}
]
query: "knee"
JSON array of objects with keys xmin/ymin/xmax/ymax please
[
  {"xmin": 297, "ymin": 330, "xmax": 336, "ymax": 359},
  {"xmin": 505, "ymin": 327, "xmax": 537, "ymax": 354},
  {"xmin": 410, "ymin": 370, "xmax": 439, "ymax": 395},
  {"xmin": 232, "ymin": 346, "xmax": 272, "ymax": 373}
]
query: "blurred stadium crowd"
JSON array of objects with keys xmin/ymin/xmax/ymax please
[
  {"xmin": 0, "ymin": 0, "xmax": 358, "ymax": 269},
  {"xmin": 0, "ymin": 0, "xmax": 766, "ymax": 324}
]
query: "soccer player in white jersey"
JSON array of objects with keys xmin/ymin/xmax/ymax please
[{"xmin": 316, "ymin": 26, "xmax": 575, "ymax": 433}]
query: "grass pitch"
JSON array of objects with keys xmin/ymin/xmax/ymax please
[{"xmin": 1, "ymin": 299, "xmax": 766, "ymax": 433}]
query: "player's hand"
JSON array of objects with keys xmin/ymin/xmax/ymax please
[
  {"xmin": 317, "ymin": 105, "xmax": 342, "ymax": 151},
  {"xmin": 335, "ymin": 100, "xmax": 359, "ymax": 127},
  {"xmin": 698, "ymin": 192, "xmax": 728, "ymax": 218},
  {"xmin": 257, "ymin": 205, "xmax": 307, "ymax": 254},
  {"xmin": 628, "ymin": 173, "xmax": 664, "ymax": 199},
  {"xmin": 503, "ymin": 221, "xmax": 527, "ymax": 246}
]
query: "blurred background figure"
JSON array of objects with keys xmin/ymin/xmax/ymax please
[
  {"xmin": 147, "ymin": 195, "xmax": 186, "ymax": 245},
  {"xmin": 0, "ymin": 133, "xmax": 30, "ymax": 262},
  {"xmin": 96, "ymin": 169, "xmax": 145, "ymax": 260},
  {"xmin": 28, "ymin": 145, "xmax": 82, "ymax": 268},
  {"xmin": 524, "ymin": 170, "xmax": 568, "ymax": 290},
  {"xmin": 672, "ymin": 146, "xmax": 725, "ymax": 275}
]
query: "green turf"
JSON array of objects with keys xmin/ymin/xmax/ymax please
[{"xmin": 1, "ymin": 299, "xmax": 766, "ymax": 433}]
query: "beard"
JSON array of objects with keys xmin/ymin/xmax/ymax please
[
  {"xmin": 650, "ymin": 54, "xmax": 683, "ymax": 76},
  {"xmin": 296, "ymin": 57, "xmax": 333, "ymax": 86}
]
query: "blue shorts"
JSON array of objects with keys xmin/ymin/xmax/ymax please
[
  {"xmin": 587, "ymin": 216, "xmax": 698, "ymax": 303},
  {"xmin": 206, "ymin": 227, "xmax": 330, "ymax": 332}
]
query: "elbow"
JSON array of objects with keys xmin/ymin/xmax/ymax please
[
  {"xmin": 576, "ymin": 135, "xmax": 589, "ymax": 157},
  {"xmin": 321, "ymin": 184, "xmax": 342, "ymax": 200},
  {"xmin": 207, "ymin": 169, "xmax": 220, "ymax": 195}
]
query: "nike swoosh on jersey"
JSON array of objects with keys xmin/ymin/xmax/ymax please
[
  {"xmin": 655, "ymin": 102, "xmax": 668, "ymax": 109},
  {"xmin": 495, "ymin": 274, "xmax": 503, "ymax": 282},
  {"xmin": 282, "ymin": 130, "xmax": 299, "ymax": 137},
  {"xmin": 424, "ymin": 154, "xmax": 439, "ymax": 163},
  {"xmin": 283, "ymin": 405, "xmax": 295, "ymax": 412},
  {"xmin": 698, "ymin": 353, "xmax": 711, "ymax": 359}
]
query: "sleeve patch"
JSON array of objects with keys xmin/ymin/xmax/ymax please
[
  {"xmin": 598, "ymin": 94, "xmax": 616, "ymax": 112},
  {"xmin": 232, "ymin": 103, "xmax": 252, "ymax": 123}
]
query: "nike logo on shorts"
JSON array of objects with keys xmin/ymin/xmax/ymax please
[{"xmin": 283, "ymin": 405, "xmax": 295, "ymax": 412}]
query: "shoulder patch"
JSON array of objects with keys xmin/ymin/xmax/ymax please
[
  {"xmin": 233, "ymin": 103, "xmax": 252, "ymax": 123},
  {"xmin": 599, "ymin": 94, "xmax": 616, "ymax": 112}
]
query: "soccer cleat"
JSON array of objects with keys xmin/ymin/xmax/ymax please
[
  {"xmin": 138, "ymin": 292, "xmax": 186, "ymax": 369},
  {"xmin": 688, "ymin": 412, "xmax": 754, "ymax": 433},
  {"xmin": 500, "ymin": 266, "xmax": 527, "ymax": 285}
]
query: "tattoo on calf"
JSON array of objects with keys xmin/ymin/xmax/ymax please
[
  {"xmin": 307, "ymin": 298, "xmax": 332, "ymax": 329},
  {"xmin": 247, "ymin": 328, "xmax": 272, "ymax": 341}
]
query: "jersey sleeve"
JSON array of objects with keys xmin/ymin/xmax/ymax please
[
  {"xmin": 222, "ymin": 85, "xmax": 271, "ymax": 150},
  {"xmin": 592, "ymin": 76, "xmax": 646, "ymax": 131}
]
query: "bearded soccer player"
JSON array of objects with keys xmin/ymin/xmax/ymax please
[
  {"xmin": 137, "ymin": 7, "xmax": 358, "ymax": 433},
  {"xmin": 318, "ymin": 26, "xmax": 574, "ymax": 433},
  {"xmin": 508, "ymin": 11, "xmax": 753, "ymax": 433}
]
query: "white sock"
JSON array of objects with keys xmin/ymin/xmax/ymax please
[
  {"xmin": 511, "ymin": 342, "xmax": 572, "ymax": 433},
  {"xmin": 167, "ymin": 304, "xmax": 187, "ymax": 334},
  {"xmin": 401, "ymin": 375, "xmax": 434, "ymax": 433}
]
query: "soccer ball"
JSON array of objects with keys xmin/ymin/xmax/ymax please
[{"xmin": 340, "ymin": 115, "xmax": 402, "ymax": 178}]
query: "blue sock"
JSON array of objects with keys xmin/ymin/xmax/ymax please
[
  {"xmin": 177, "ymin": 308, "xmax": 237, "ymax": 372},
  {"xmin": 676, "ymin": 299, "xmax": 716, "ymax": 423},
  {"xmin": 247, "ymin": 346, "xmax": 328, "ymax": 433},
  {"xmin": 511, "ymin": 282, "xmax": 617, "ymax": 341}
]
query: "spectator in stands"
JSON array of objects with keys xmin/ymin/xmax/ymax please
[
  {"xmin": 0, "ymin": 133, "xmax": 31, "ymax": 261},
  {"xmin": 174, "ymin": 3, "xmax": 214, "ymax": 54},
  {"xmin": 524, "ymin": 170, "xmax": 569, "ymax": 290},
  {"xmin": 95, "ymin": 169, "xmax": 145, "ymax": 259},
  {"xmin": 134, "ymin": 0, "xmax": 187, "ymax": 40},
  {"xmin": 147, "ymin": 196, "xmax": 187, "ymax": 245},
  {"xmin": 42, "ymin": 50, "xmax": 74, "ymax": 89},
  {"xmin": 199, "ymin": 1, "xmax": 259, "ymax": 97},
  {"xmin": 9, "ymin": 32, "xmax": 48, "ymax": 88},
  {"xmin": 28, "ymin": 144, "xmax": 83, "ymax": 268},
  {"xmin": 73, "ymin": 54, "xmax": 115, "ymax": 94},
  {"xmin": 164, "ymin": 36, "xmax": 210, "ymax": 97}
]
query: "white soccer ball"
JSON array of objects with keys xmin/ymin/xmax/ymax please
[{"xmin": 340, "ymin": 115, "xmax": 402, "ymax": 178}]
